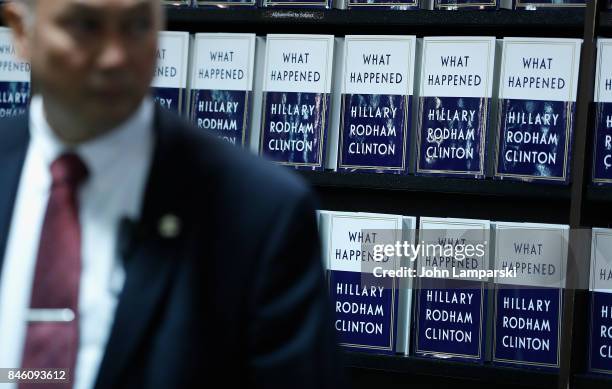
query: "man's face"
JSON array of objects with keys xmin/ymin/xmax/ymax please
[{"xmin": 22, "ymin": 0, "xmax": 162, "ymax": 129}]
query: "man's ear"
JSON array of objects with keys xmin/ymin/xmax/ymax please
[{"xmin": 2, "ymin": 2, "xmax": 33, "ymax": 62}]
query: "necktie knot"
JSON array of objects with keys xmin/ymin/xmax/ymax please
[{"xmin": 50, "ymin": 153, "xmax": 89, "ymax": 187}]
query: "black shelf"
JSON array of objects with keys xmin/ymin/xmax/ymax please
[
  {"xmin": 573, "ymin": 373, "xmax": 612, "ymax": 389},
  {"xmin": 599, "ymin": 10, "xmax": 612, "ymax": 35},
  {"xmin": 166, "ymin": 8, "xmax": 585, "ymax": 37},
  {"xmin": 345, "ymin": 352, "xmax": 558, "ymax": 389},
  {"xmin": 299, "ymin": 171, "xmax": 571, "ymax": 200},
  {"xmin": 586, "ymin": 185, "xmax": 612, "ymax": 203}
]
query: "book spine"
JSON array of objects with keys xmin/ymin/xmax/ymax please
[
  {"xmin": 494, "ymin": 98, "xmax": 574, "ymax": 184},
  {"xmin": 416, "ymin": 96, "xmax": 488, "ymax": 178}
]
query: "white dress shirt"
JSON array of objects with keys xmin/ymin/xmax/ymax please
[{"xmin": 0, "ymin": 95, "xmax": 155, "ymax": 389}]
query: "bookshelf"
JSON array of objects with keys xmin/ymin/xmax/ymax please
[
  {"xmin": 164, "ymin": 3, "xmax": 603, "ymax": 389},
  {"xmin": 2, "ymin": 3, "xmax": 610, "ymax": 388}
]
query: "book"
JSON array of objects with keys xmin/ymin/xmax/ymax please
[
  {"xmin": 491, "ymin": 222, "xmax": 569, "ymax": 369},
  {"xmin": 433, "ymin": 0, "xmax": 498, "ymax": 9},
  {"xmin": 500, "ymin": 0, "xmax": 585, "ymax": 9},
  {"xmin": 188, "ymin": 33, "xmax": 256, "ymax": 148},
  {"xmin": 254, "ymin": 34, "xmax": 335, "ymax": 171},
  {"xmin": 414, "ymin": 217, "xmax": 491, "ymax": 362},
  {"xmin": 318, "ymin": 211, "xmax": 417, "ymax": 354},
  {"xmin": 260, "ymin": 0, "xmax": 332, "ymax": 8},
  {"xmin": 334, "ymin": 0, "xmax": 423, "ymax": 10},
  {"xmin": 493, "ymin": 38, "xmax": 582, "ymax": 184},
  {"xmin": 416, "ymin": 37, "xmax": 495, "ymax": 178},
  {"xmin": 336, "ymin": 35, "xmax": 417, "ymax": 174},
  {"xmin": 194, "ymin": 0, "xmax": 257, "ymax": 7},
  {"xmin": 152, "ymin": 31, "xmax": 190, "ymax": 116},
  {"xmin": 163, "ymin": 0, "xmax": 192, "ymax": 6},
  {"xmin": 592, "ymin": 39, "xmax": 612, "ymax": 185},
  {"xmin": 588, "ymin": 228, "xmax": 612, "ymax": 375},
  {"xmin": 0, "ymin": 27, "xmax": 31, "ymax": 121}
]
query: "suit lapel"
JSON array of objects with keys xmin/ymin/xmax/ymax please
[
  {"xmin": 0, "ymin": 116, "xmax": 30, "ymax": 279},
  {"xmin": 95, "ymin": 109, "xmax": 196, "ymax": 389}
]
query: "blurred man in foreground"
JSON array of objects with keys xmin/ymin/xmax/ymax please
[{"xmin": 0, "ymin": 1, "xmax": 340, "ymax": 388}]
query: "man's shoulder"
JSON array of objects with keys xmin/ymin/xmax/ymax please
[{"xmin": 157, "ymin": 109, "xmax": 313, "ymax": 209}]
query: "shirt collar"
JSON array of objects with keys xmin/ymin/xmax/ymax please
[{"xmin": 29, "ymin": 95, "xmax": 155, "ymax": 182}]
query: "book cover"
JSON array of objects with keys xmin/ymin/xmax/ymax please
[
  {"xmin": 163, "ymin": 0, "xmax": 193, "ymax": 6},
  {"xmin": 337, "ymin": 36, "xmax": 416, "ymax": 174},
  {"xmin": 188, "ymin": 33, "xmax": 256, "ymax": 148},
  {"xmin": 194, "ymin": 0, "xmax": 257, "ymax": 7},
  {"xmin": 0, "ymin": 27, "xmax": 30, "ymax": 121},
  {"xmin": 494, "ymin": 38, "xmax": 582, "ymax": 184},
  {"xmin": 501, "ymin": 0, "xmax": 585, "ymax": 9},
  {"xmin": 260, "ymin": 0, "xmax": 332, "ymax": 8},
  {"xmin": 588, "ymin": 228, "xmax": 612, "ymax": 375},
  {"xmin": 258, "ymin": 34, "xmax": 334, "ymax": 171},
  {"xmin": 341, "ymin": 0, "xmax": 422, "ymax": 9},
  {"xmin": 491, "ymin": 222, "xmax": 569, "ymax": 369},
  {"xmin": 592, "ymin": 39, "xmax": 612, "ymax": 186},
  {"xmin": 414, "ymin": 217, "xmax": 491, "ymax": 362},
  {"xmin": 320, "ymin": 211, "xmax": 416, "ymax": 354},
  {"xmin": 416, "ymin": 37, "xmax": 495, "ymax": 178},
  {"xmin": 152, "ymin": 31, "xmax": 190, "ymax": 116},
  {"xmin": 434, "ymin": 0, "xmax": 498, "ymax": 9}
]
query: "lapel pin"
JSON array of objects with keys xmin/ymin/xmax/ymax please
[{"xmin": 158, "ymin": 214, "xmax": 181, "ymax": 239}]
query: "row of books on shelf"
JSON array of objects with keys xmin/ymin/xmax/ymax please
[
  {"xmin": 164, "ymin": 0, "xmax": 593, "ymax": 11},
  {"xmin": 2, "ymin": 29, "xmax": 612, "ymax": 186},
  {"xmin": 316, "ymin": 211, "xmax": 612, "ymax": 375}
]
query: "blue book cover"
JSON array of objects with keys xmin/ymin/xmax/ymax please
[
  {"xmin": 592, "ymin": 40, "xmax": 612, "ymax": 186},
  {"xmin": 163, "ymin": 0, "xmax": 192, "ymax": 6},
  {"xmin": 493, "ymin": 286, "xmax": 562, "ymax": 368},
  {"xmin": 508, "ymin": 0, "xmax": 585, "ymax": 8},
  {"xmin": 338, "ymin": 36, "xmax": 416, "ymax": 174},
  {"xmin": 320, "ymin": 212, "xmax": 415, "ymax": 354},
  {"xmin": 345, "ymin": 0, "xmax": 421, "ymax": 9},
  {"xmin": 494, "ymin": 38, "xmax": 582, "ymax": 184},
  {"xmin": 260, "ymin": 0, "xmax": 332, "ymax": 8},
  {"xmin": 0, "ymin": 27, "xmax": 31, "ymax": 121},
  {"xmin": 259, "ymin": 35, "xmax": 335, "ymax": 171},
  {"xmin": 492, "ymin": 222, "xmax": 569, "ymax": 369},
  {"xmin": 434, "ymin": 0, "xmax": 498, "ymax": 9},
  {"xmin": 194, "ymin": 0, "xmax": 257, "ymax": 7},
  {"xmin": 189, "ymin": 34, "xmax": 256, "ymax": 148},
  {"xmin": 414, "ymin": 217, "xmax": 491, "ymax": 362},
  {"xmin": 151, "ymin": 31, "xmax": 190, "ymax": 116},
  {"xmin": 588, "ymin": 229, "xmax": 612, "ymax": 375},
  {"xmin": 416, "ymin": 37, "xmax": 495, "ymax": 178}
]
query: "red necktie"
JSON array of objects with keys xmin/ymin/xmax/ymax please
[{"xmin": 20, "ymin": 153, "xmax": 88, "ymax": 389}]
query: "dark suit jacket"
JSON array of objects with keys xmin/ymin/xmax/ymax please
[{"xmin": 0, "ymin": 108, "xmax": 343, "ymax": 389}]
